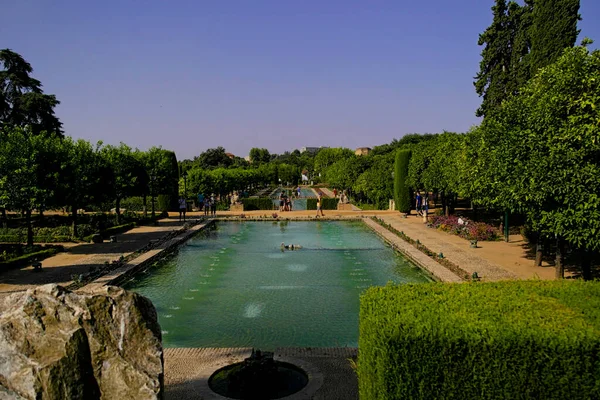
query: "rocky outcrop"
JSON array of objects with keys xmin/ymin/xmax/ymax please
[{"xmin": 0, "ymin": 285, "xmax": 163, "ymax": 400}]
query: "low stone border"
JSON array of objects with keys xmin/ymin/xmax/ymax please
[{"xmin": 80, "ymin": 219, "xmax": 215, "ymax": 292}]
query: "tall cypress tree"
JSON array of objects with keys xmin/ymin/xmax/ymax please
[
  {"xmin": 394, "ymin": 150, "xmax": 412, "ymax": 214},
  {"xmin": 474, "ymin": 0, "xmax": 512, "ymax": 118},
  {"xmin": 529, "ymin": 0, "xmax": 580, "ymax": 73}
]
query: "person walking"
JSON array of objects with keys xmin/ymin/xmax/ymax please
[
  {"xmin": 178, "ymin": 196, "xmax": 187, "ymax": 221},
  {"xmin": 416, "ymin": 191, "xmax": 423, "ymax": 216},
  {"xmin": 204, "ymin": 198, "xmax": 210, "ymax": 216},
  {"xmin": 316, "ymin": 194, "xmax": 324, "ymax": 217},
  {"xmin": 210, "ymin": 194, "xmax": 217, "ymax": 216}
]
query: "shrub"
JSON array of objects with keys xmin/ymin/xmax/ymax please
[
  {"xmin": 156, "ymin": 194, "xmax": 173, "ymax": 212},
  {"xmin": 241, "ymin": 198, "xmax": 275, "ymax": 211},
  {"xmin": 394, "ymin": 149, "xmax": 412, "ymax": 213},
  {"xmin": 306, "ymin": 198, "xmax": 338, "ymax": 210},
  {"xmin": 0, "ymin": 247, "xmax": 63, "ymax": 270},
  {"xmin": 359, "ymin": 281, "xmax": 600, "ymax": 400},
  {"xmin": 120, "ymin": 196, "xmax": 146, "ymax": 212},
  {"xmin": 429, "ymin": 215, "xmax": 499, "ymax": 241}
]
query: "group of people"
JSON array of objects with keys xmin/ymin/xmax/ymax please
[
  {"xmin": 279, "ymin": 191, "xmax": 294, "ymax": 211},
  {"xmin": 415, "ymin": 191, "xmax": 429, "ymax": 216}
]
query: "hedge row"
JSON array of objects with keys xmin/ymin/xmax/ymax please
[
  {"xmin": 0, "ymin": 247, "xmax": 63, "ymax": 269},
  {"xmin": 359, "ymin": 281, "xmax": 600, "ymax": 399},
  {"xmin": 0, "ymin": 235, "xmax": 72, "ymax": 243},
  {"xmin": 83, "ymin": 222, "xmax": 137, "ymax": 242},
  {"xmin": 306, "ymin": 198, "xmax": 338, "ymax": 210},
  {"xmin": 241, "ymin": 198, "xmax": 275, "ymax": 211}
]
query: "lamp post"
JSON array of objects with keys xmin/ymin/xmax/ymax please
[
  {"xmin": 183, "ymin": 171, "xmax": 188, "ymax": 199},
  {"xmin": 150, "ymin": 175, "xmax": 156, "ymax": 219}
]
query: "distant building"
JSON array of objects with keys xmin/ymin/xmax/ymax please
[
  {"xmin": 300, "ymin": 146, "xmax": 329, "ymax": 154},
  {"xmin": 355, "ymin": 147, "xmax": 372, "ymax": 156},
  {"xmin": 244, "ymin": 155, "xmax": 251, "ymax": 162},
  {"xmin": 225, "ymin": 152, "xmax": 235, "ymax": 159}
]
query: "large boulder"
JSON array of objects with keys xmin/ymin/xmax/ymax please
[{"xmin": 0, "ymin": 285, "xmax": 163, "ymax": 399}]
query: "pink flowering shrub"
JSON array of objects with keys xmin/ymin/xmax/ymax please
[{"xmin": 429, "ymin": 215, "xmax": 498, "ymax": 241}]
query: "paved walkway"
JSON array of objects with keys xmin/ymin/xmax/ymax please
[
  {"xmin": 0, "ymin": 218, "xmax": 191, "ymax": 297},
  {"xmin": 379, "ymin": 214, "xmax": 556, "ymax": 281}
]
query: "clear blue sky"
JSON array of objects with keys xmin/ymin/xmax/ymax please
[{"xmin": 2, "ymin": 1, "xmax": 599, "ymax": 160}]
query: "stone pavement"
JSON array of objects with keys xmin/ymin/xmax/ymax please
[
  {"xmin": 379, "ymin": 214, "xmax": 556, "ymax": 281},
  {"xmin": 164, "ymin": 347, "xmax": 358, "ymax": 400}
]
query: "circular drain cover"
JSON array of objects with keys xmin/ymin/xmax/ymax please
[{"xmin": 209, "ymin": 359, "xmax": 308, "ymax": 399}]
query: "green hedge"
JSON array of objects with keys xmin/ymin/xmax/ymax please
[
  {"xmin": 83, "ymin": 222, "xmax": 136, "ymax": 242},
  {"xmin": 359, "ymin": 281, "xmax": 600, "ymax": 400},
  {"xmin": 120, "ymin": 197, "xmax": 146, "ymax": 212},
  {"xmin": 0, "ymin": 235, "xmax": 72, "ymax": 243},
  {"xmin": 0, "ymin": 247, "xmax": 63, "ymax": 269},
  {"xmin": 241, "ymin": 198, "xmax": 275, "ymax": 211},
  {"xmin": 306, "ymin": 198, "xmax": 338, "ymax": 210}
]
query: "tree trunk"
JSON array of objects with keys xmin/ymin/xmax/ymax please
[
  {"xmin": 1, "ymin": 207, "xmax": 7, "ymax": 230},
  {"xmin": 71, "ymin": 204, "xmax": 78, "ymax": 238},
  {"xmin": 472, "ymin": 201, "xmax": 478, "ymax": 221},
  {"xmin": 581, "ymin": 250, "xmax": 592, "ymax": 281},
  {"xmin": 504, "ymin": 211, "xmax": 509, "ymax": 242},
  {"xmin": 143, "ymin": 194, "xmax": 147, "ymax": 218},
  {"xmin": 535, "ymin": 239, "xmax": 543, "ymax": 267},
  {"xmin": 25, "ymin": 209, "xmax": 33, "ymax": 247},
  {"xmin": 441, "ymin": 193, "xmax": 448, "ymax": 216},
  {"xmin": 555, "ymin": 236, "xmax": 564, "ymax": 279},
  {"xmin": 115, "ymin": 198, "xmax": 121, "ymax": 224}
]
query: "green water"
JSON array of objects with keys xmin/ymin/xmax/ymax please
[{"xmin": 123, "ymin": 221, "xmax": 430, "ymax": 348}]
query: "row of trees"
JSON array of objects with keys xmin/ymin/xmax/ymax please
[
  {"xmin": 391, "ymin": 45, "xmax": 599, "ymax": 278},
  {"xmin": 0, "ymin": 128, "xmax": 179, "ymax": 245}
]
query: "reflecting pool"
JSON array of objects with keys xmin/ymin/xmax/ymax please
[{"xmin": 123, "ymin": 221, "xmax": 430, "ymax": 348}]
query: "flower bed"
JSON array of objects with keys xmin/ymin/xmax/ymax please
[{"xmin": 429, "ymin": 215, "xmax": 499, "ymax": 241}]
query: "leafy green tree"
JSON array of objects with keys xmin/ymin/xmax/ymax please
[
  {"xmin": 313, "ymin": 148, "xmax": 354, "ymax": 176},
  {"xmin": 100, "ymin": 143, "xmax": 144, "ymax": 223},
  {"xmin": 354, "ymin": 154, "xmax": 395, "ymax": 209},
  {"xmin": 59, "ymin": 138, "xmax": 107, "ymax": 237},
  {"xmin": 0, "ymin": 49, "xmax": 63, "ymax": 136},
  {"xmin": 475, "ymin": 46, "xmax": 600, "ymax": 278},
  {"xmin": 249, "ymin": 148, "xmax": 271, "ymax": 165},
  {"xmin": 529, "ymin": 0, "xmax": 580, "ymax": 73},
  {"xmin": 195, "ymin": 147, "xmax": 233, "ymax": 169},
  {"xmin": 0, "ymin": 127, "xmax": 62, "ymax": 245},
  {"xmin": 143, "ymin": 147, "xmax": 179, "ymax": 216},
  {"xmin": 326, "ymin": 156, "xmax": 371, "ymax": 193},
  {"xmin": 407, "ymin": 133, "xmax": 465, "ymax": 215},
  {"xmin": 394, "ymin": 150, "xmax": 412, "ymax": 213}
]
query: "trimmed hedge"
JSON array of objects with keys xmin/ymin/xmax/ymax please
[
  {"xmin": 0, "ymin": 235, "xmax": 72, "ymax": 243},
  {"xmin": 241, "ymin": 198, "xmax": 275, "ymax": 211},
  {"xmin": 83, "ymin": 222, "xmax": 136, "ymax": 242},
  {"xmin": 0, "ymin": 247, "xmax": 63, "ymax": 269},
  {"xmin": 359, "ymin": 281, "xmax": 600, "ymax": 400},
  {"xmin": 306, "ymin": 198, "xmax": 338, "ymax": 210}
]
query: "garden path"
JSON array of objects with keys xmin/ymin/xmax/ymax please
[
  {"xmin": 379, "ymin": 214, "xmax": 558, "ymax": 281},
  {"xmin": 0, "ymin": 219, "xmax": 188, "ymax": 297}
]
